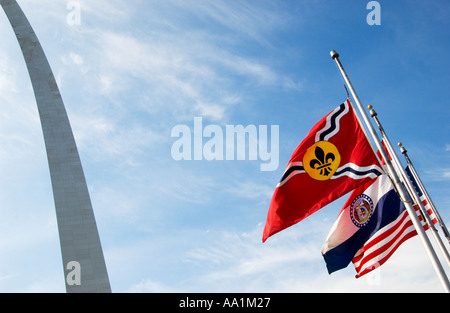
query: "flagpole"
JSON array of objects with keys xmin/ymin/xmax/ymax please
[
  {"xmin": 399, "ymin": 142, "xmax": 450, "ymax": 244},
  {"xmin": 368, "ymin": 106, "xmax": 450, "ymax": 268},
  {"xmin": 330, "ymin": 50, "xmax": 450, "ymax": 292}
]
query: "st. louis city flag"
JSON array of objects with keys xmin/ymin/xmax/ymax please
[{"xmin": 263, "ymin": 99, "xmax": 383, "ymax": 242}]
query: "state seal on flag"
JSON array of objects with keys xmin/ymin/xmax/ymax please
[
  {"xmin": 350, "ymin": 194, "xmax": 374, "ymax": 228},
  {"xmin": 303, "ymin": 141, "xmax": 341, "ymax": 181}
]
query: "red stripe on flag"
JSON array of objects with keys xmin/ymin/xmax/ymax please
[
  {"xmin": 355, "ymin": 227, "xmax": 418, "ymax": 278},
  {"xmin": 358, "ymin": 210, "xmax": 410, "ymax": 253},
  {"xmin": 352, "ymin": 206, "xmax": 431, "ymax": 278}
]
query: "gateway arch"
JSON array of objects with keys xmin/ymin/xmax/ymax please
[{"xmin": 0, "ymin": 0, "xmax": 111, "ymax": 292}]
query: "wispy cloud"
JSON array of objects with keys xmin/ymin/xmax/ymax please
[
  {"xmin": 224, "ymin": 180, "xmax": 273, "ymax": 201},
  {"xmin": 181, "ymin": 221, "xmax": 447, "ymax": 292},
  {"xmin": 182, "ymin": 222, "xmax": 324, "ymax": 292},
  {"xmin": 0, "ymin": 52, "xmax": 17, "ymax": 96},
  {"xmin": 4, "ymin": 0, "xmax": 447, "ymax": 294},
  {"xmin": 70, "ymin": 109, "xmax": 164, "ymax": 165},
  {"xmin": 84, "ymin": 28, "xmax": 292, "ymax": 123},
  {"xmin": 127, "ymin": 279, "xmax": 181, "ymax": 293},
  {"xmin": 443, "ymin": 170, "xmax": 450, "ymax": 179},
  {"xmin": 166, "ymin": 0, "xmax": 291, "ymax": 44},
  {"xmin": 39, "ymin": 0, "xmax": 303, "ymax": 126}
]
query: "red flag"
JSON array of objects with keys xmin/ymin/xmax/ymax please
[{"xmin": 263, "ymin": 99, "xmax": 383, "ymax": 242}]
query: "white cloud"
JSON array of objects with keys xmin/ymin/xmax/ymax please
[
  {"xmin": 443, "ymin": 170, "xmax": 450, "ymax": 179},
  {"xmin": 0, "ymin": 53, "xmax": 17, "ymax": 96},
  {"xmin": 158, "ymin": 170, "xmax": 218, "ymax": 205},
  {"xmin": 0, "ymin": 1, "xmax": 307, "ymax": 293},
  {"xmin": 127, "ymin": 279, "xmax": 181, "ymax": 293},
  {"xmin": 181, "ymin": 221, "xmax": 449, "ymax": 292},
  {"xmin": 71, "ymin": 0, "xmax": 135, "ymax": 26},
  {"xmin": 168, "ymin": 0, "xmax": 291, "ymax": 44},
  {"xmin": 224, "ymin": 180, "xmax": 273, "ymax": 201},
  {"xmin": 194, "ymin": 102, "xmax": 226, "ymax": 121},
  {"xmin": 68, "ymin": 52, "xmax": 83, "ymax": 65},
  {"xmin": 4, "ymin": 0, "xmax": 448, "ymax": 295},
  {"xmin": 70, "ymin": 109, "xmax": 164, "ymax": 165},
  {"xmin": 45, "ymin": 0, "xmax": 302, "ymax": 126}
]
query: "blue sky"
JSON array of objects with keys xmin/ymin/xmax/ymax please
[{"xmin": 0, "ymin": 0, "xmax": 449, "ymax": 292}]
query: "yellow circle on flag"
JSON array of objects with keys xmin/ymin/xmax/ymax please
[{"xmin": 303, "ymin": 141, "xmax": 341, "ymax": 181}]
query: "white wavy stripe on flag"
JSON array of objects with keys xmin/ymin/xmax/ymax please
[
  {"xmin": 353, "ymin": 210, "xmax": 417, "ymax": 277},
  {"xmin": 356, "ymin": 223, "xmax": 417, "ymax": 278},
  {"xmin": 276, "ymin": 161, "xmax": 305, "ymax": 187},
  {"xmin": 315, "ymin": 100, "xmax": 350, "ymax": 142},
  {"xmin": 277, "ymin": 162, "xmax": 383, "ymax": 187},
  {"xmin": 331, "ymin": 163, "xmax": 383, "ymax": 180}
]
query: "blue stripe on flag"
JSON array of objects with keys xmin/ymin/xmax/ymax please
[
  {"xmin": 405, "ymin": 165, "xmax": 423, "ymax": 197},
  {"xmin": 323, "ymin": 188, "xmax": 405, "ymax": 274}
]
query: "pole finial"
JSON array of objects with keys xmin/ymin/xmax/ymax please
[
  {"xmin": 330, "ymin": 50, "xmax": 339, "ymax": 60},
  {"xmin": 368, "ymin": 105, "xmax": 377, "ymax": 117},
  {"xmin": 398, "ymin": 142, "xmax": 403, "ymax": 147}
]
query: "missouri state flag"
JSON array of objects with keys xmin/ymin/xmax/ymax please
[
  {"xmin": 263, "ymin": 99, "xmax": 383, "ymax": 242},
  {"xmin": 321, "ymin": 174, "xmax": 405, "ymax": 274}
]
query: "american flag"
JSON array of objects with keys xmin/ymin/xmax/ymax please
[{"xmin": 352, "ymin": 168, "xmax": 437, "ymax": 278}]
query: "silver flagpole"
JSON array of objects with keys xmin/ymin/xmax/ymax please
[
  {"xmin": 399, "ymin": 143, "xmax": 450, "ymax": 244},
  {"xmin": 368, "ymin": 106, "xmax": 450, "ymax": 268},
  {"xmin": 330, "ymin": 50, "xmax": 450, "ymax": 292}
]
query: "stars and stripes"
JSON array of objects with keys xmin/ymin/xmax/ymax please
[{"xmin": 352, "ymin": 195, "xmax": 437, "ymax": 278}]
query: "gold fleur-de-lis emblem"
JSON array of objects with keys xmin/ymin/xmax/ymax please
[{"xmin": 303, "ymin": 141, "xmax": 341, "ymax": 181}]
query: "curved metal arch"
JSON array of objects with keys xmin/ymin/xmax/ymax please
[{"xmin": 0, "ymin": 0, "xmax": 111, "ymax": 292}]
